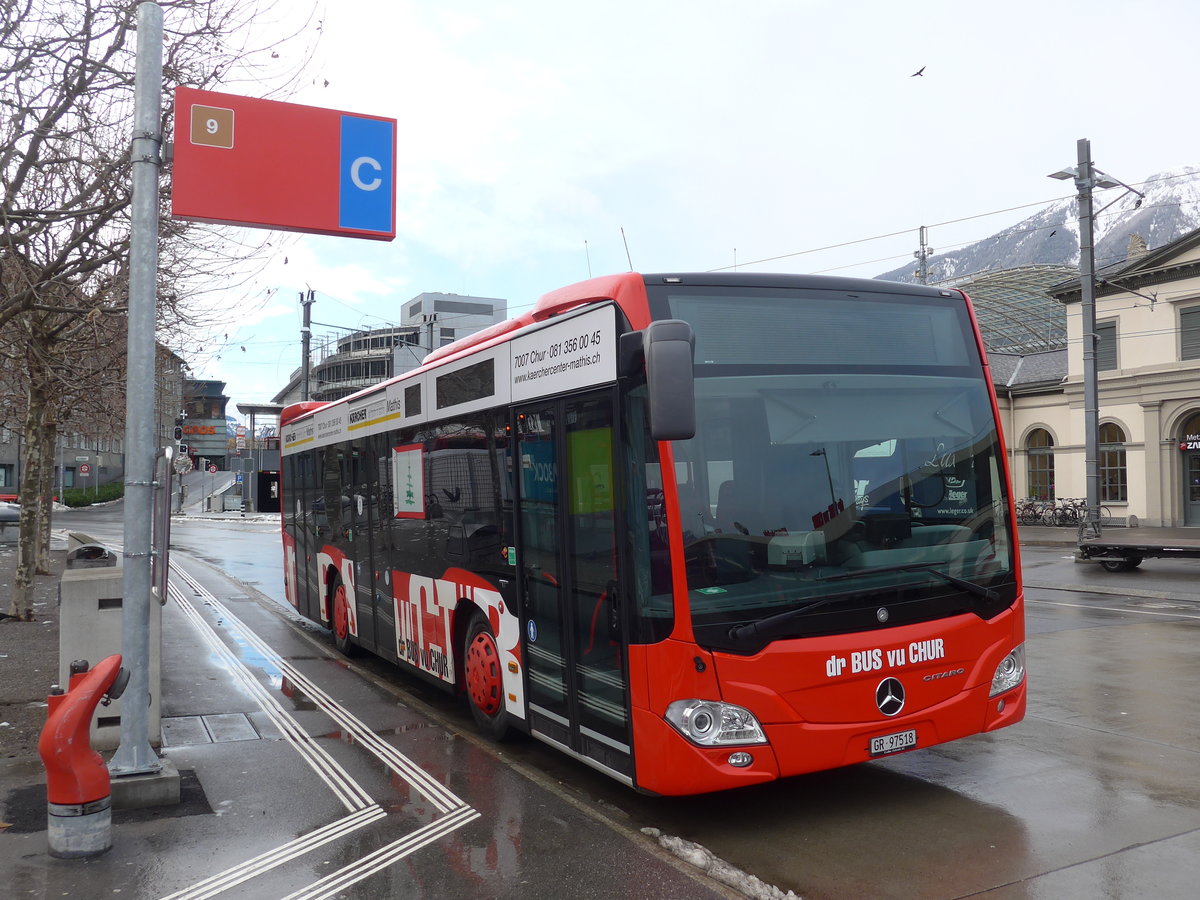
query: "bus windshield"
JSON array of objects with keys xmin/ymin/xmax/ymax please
[{"xmin": 653, "ymin": 283, "xmax": 1017, "ymax": 650}]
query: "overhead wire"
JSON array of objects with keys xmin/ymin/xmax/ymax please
[
  {"xmin": 218, "ymin": 170, "xmax": 1200, "ymax": 361},
  {"xmin": 719, "ymin": 168, "xmax": 1199, "ymax": 283}
]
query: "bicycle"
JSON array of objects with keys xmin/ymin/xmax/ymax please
[
  {"xmin": 1015, "ymin": 498, "xmax": 1049, "ymax": 526},
  {"xmin": 1053, "ymin": 497, "xmax": 1084, "ymax": 527}
]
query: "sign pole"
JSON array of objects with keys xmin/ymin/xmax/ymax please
[{"xmin": 110, "ymin": 0, "xmax": 163, "ymax": 776}]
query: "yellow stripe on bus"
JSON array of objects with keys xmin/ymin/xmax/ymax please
[{"xmin": 348, "ymin": 411, "xmax": 404, "ymax": 431}]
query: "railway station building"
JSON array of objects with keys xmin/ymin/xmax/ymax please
[{"xmin": 961, "ymin": 228, "xmax": 1200, "ymax": 527}]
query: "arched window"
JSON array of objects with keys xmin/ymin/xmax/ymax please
[
  {"xmin": 1099, "ymin": 423, "xmax": 1127, "ymax": 503},
  {"xmin": 1180, "ymin": 411, "xmax": 1200, "ymax": 445},
  {"xmin": 1027, "ymin": 428, "xmax": 1054, "ymax": 500}
]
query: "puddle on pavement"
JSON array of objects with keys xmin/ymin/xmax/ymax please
[{"xmin": 280, "ymin": 676, "xmax": 317, "ymax": 710}]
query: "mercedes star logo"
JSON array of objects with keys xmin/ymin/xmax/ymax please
[{"xmin": 876, "ymin": 677, "xmax": 905, "ymax": 717}]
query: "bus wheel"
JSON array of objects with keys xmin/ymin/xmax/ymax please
[
  {"xmin": 464, "ymin": 612, "xmax": 512, "ymax": 741},
  {"xmin": 331, "ymin": 578, "xmax": 359, "ymax": 657}
]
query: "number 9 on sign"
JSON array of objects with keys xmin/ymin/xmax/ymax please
[{"xmin": 190, "ymin": 103, "xmax": 235, "ymax": 149}]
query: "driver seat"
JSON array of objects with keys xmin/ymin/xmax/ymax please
[{"xmin": 716, "ymin": 480, "xmax": 747, "ymax": 533}]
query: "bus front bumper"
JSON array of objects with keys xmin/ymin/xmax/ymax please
[{"xmin": 631, "ymin": 679, "xmax": 1025, "ymax": 795}]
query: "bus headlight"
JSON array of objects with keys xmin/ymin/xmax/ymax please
[
  {"xmin": 989, "ymin": 644, "xmax": 1025, "ymax": 697},
  {"xmin": 665, "ymin": 700, "xmax": 767, "ymax": 746}
]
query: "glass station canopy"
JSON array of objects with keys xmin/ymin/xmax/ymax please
[{"xmin": 937, "ymin": 265, "xmax": 1077, "ymax": 354}]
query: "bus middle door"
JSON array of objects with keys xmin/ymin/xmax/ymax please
[
  {"xmin": 346, "ymin": 441, "xmax": 377, "ymax": 650},
  {"xmin": 516, "ymin": 391, "xmax": 632, "ymax": 781}
]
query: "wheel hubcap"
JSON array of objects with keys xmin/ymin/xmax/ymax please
[
  {"xmin": 333, "ymin": 585, "xmax": 349, "ymax": 639},
  {"xmin": 466, "ymin": 631, "xmax": 502, "ymax": 716}
]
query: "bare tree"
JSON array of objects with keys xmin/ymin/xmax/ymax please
[{"xmin": 1, "ymin": 0, "xmax": 318, "ymax": 619}]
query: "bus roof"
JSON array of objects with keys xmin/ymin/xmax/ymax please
[{"xmin": 280, "ymin": 272, "xmax": 967, "ymax": 428}]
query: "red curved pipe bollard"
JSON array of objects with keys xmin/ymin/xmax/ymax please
[{"xmin": 38, "ymin": 654, "xmax": 126, "ymax": 858}]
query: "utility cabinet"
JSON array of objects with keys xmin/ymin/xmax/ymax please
[{"xmin": 58, "ymin": 546, "xmax": 162, "ymax": 751}]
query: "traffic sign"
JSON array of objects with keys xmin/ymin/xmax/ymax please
[
  {"xmin": 235, "ymin": 473, "xmax": 243, "ymax": 484},
  {"xmin": 79, "ymin": 463, "xmax": 91, "ymax": 476},
  {"xmin": 208, "ymin": 464, "xmax": 218, "ymax": 474},
  {"xmin": 171, "ymin": 87, "xmax": 396, "ymax": 241}
]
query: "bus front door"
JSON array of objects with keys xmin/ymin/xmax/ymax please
[{"xmin": 516, "ymin": 391, "xmax": 633, "ymax": 781}]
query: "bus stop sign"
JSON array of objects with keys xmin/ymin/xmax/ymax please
[{"xmin": 171, "ymin": 87, "xmax": 396, "ymax": 241}]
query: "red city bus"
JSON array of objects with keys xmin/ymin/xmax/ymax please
[{"xmin": 279, "ymin": 273, "xmax": 1026, "ymax": 795}]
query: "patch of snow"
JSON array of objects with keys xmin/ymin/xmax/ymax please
[{"xmin": 641, "ymin": 827, "xmax": 801, "ymax": 899}]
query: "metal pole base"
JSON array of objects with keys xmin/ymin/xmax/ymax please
[{"xmin": 47, "ymin": 797, "xmax": 112, "ymax": 858}]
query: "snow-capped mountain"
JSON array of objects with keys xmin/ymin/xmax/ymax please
[{"xmin": 877, "ymin": 167, "xmax": 1200, "ymax": 284}]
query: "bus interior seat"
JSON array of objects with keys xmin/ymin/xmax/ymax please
[
  {"xmin": 675, "ymin": 481, "xmax": 710, "ymax": 539},
  {"xmin": 716, "ymin": 480, "xmax": 746, "ymax": 532}
]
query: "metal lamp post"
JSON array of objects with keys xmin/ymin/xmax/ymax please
[{"xmin": 1047, "ymin": 139, "xmax": 1123, "ymax": 536}]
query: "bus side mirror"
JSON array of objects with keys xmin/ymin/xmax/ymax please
[{"xmin": 644, "ymin": 319, "xmax": 696, "ymax": 441}]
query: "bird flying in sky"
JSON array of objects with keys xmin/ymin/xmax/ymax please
[{"xmin": 912, "ymin": 66, "xmax": 926, "ymax": 77}]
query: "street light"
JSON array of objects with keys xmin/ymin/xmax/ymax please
[
  {"xmin": 1049, "ymin": 167, "xmax": 1121, "ymax": 190},
  {"xmin": 1047, "ymin": 139, "xmax": 1134, "ymax": 537},
  {"xmin": 810, "ymin": 448, "xmax": 837, "ymax": 509}
]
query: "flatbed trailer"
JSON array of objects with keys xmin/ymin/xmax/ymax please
[{"xmin": 1077, "ymin": 526, "xmax": 1200, "ymax": 571}]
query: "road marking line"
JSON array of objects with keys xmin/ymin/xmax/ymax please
[
  {"xmin": 166, "ymin": 579, "xmax": 374, "ymax": 811},
  {"xmin": 281, "ymin": 806, "xmax": 482, "ymax": 900},
  {"xmin": 159, "ymin": 806, "xmax": 388, "ymax": 900},
  {"xmin": 173, "ymin": 565, "xmax": 465, "ymax": 814},
  {"xmin": 163, "ymin": 561, "xmax": 478, "ymax": 899},
  {"xmin": 1027, "ymin": 597, "xmax": 1200, "ymax": 620}
]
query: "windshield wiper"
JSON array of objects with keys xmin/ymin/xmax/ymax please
[
  {"xmin": 817, "ymin": 562, "xmax": 998, "ymax": 602},
  {"xmin": 725, "ymin": 562, "xmax": 996, "ymax": 642},
  {"xmin": 726, "ymin": 585, "xmax": 880, "ymax": 641}
]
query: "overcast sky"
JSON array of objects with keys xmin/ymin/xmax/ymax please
[{"xmin": 189, "ymin": 0, "xmax": 1200, "ymax": 417}]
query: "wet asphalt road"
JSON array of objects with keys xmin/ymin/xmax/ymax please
[
  {"xmin": 489, "ymin": 548, "xmax": 1200, "ymax": 899},
  {"xmin": 54, "ymin": 508, "xmax": 1200, "ymax": 898}
]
